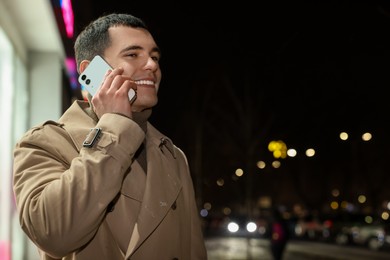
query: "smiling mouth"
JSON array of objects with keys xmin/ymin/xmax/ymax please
[{"xmin": 133, "ymin": 80, "xmax": 155, "ymax": 86}]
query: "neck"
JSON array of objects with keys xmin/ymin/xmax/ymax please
[{"xmin": 132, "ymin": 108, "xmax": 152, "ymax": 133}]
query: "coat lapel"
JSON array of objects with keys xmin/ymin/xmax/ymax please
[{"xmin": 125, "ymin": 131, "xmax": 182, "ymax": 258}]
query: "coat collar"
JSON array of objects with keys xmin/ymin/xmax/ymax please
[
  {"xmin": 58, "ymin": 100, "xmax": 177, "ymax": 159},
  {"xmin": 58, "ymin": 100, "xmax": 97, "ymax": 151}
]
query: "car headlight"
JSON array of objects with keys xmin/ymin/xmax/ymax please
[
  {"xmin": 227, "ymin": 222, "xmax": 239, "ymax": 233},
  {"xmin": 246, "ymin": 222, "xmax": 257, "ymax": 233}
]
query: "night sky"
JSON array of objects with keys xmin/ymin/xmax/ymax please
[{"xmin": 68, "ymin": 0, "xmax": 390, "ymax": 213}]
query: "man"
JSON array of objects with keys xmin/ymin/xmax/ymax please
[{"xmin": 13, "ymin": 13, "xmax": 207, "ymax": 259}]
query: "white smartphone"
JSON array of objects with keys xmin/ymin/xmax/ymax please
[{"xmin": 78, "ymin": 55, "xmax": 136, "ymax": 102}]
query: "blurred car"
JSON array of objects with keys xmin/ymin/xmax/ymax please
[
  {"xmin": 224, "ymin": 216, "xmax": 269, "ymax": 238},
  {"xmin": 333, "ymin": 214, "xmax": 390, "ymax": 250},
  {"xmin": 294, "ymin": 214, "xmax": 332, "ymax": 241},
  {"xmin": 204, "ymin": 214, "xmax": 269, "ymax": 238}
]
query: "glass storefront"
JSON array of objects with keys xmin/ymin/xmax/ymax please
[{"xmin": 0, "ymin": 24, "xmax": 39, "ymax": 260}]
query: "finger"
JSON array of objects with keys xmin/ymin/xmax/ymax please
[
  {"xmin": 99, "ymin": 67, "xmax": 124, "ymax": 93},
  {"xmin": 113, "ymin": 78, "xmax": 136, "ymax": 98}
]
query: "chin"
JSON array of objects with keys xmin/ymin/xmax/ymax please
[{"xmin": 133, "ymin": 97, "xmax": 158, "ymax": 110}]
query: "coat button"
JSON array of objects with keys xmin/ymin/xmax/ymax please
[{"xmin": 171, "ymin": 201, "xmax": 177, "ymax": 210}]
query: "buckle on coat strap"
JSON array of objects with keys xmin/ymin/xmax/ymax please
[{"xmin": 83, "ymin": 128, "xmax": 102, "ymax": 148}]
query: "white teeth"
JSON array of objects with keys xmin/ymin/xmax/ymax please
[{"xmin": 134, "ymin": 80, "xmax": 154, "ymax": 86}]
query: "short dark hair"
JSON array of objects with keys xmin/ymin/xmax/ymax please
[{"xmin": 74, "ymin": 13, "xmax": 148, "ymax": 70}]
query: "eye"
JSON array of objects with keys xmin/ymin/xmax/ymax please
[
  {"xmin": 151, "ymin": 52, "xmax": 161, "ymax": 62},
  {"xmin": 151, "ymin": 55, "xmax": 160, "ymax": 62},
  {"xmin": 126, "ymin": 53, "xmax": 138, "ymax": 58}
]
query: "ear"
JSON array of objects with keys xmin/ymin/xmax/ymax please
[{"xmin": 79, "ymin": 60, "xmax": 91, "ymax": 73}]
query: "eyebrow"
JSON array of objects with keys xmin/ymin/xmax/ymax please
[{"xmin": 120, "ymin": 45, "xmax": 161, "ymax": 55}]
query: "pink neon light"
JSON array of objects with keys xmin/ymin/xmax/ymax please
[
  {"xmin": 0, "ymin": 240, "xmax": 10, "ymax": 260},
  {"xmin": 61, "ymin": 0, "xmax": 74, "ymax": 38},
  {"xmin": 65, "ymin": 57, "xmax": 80, "ymax": 90},
  {"xmin": 65, "ymin": 57, "xmax": 76, "ymax": 73}
]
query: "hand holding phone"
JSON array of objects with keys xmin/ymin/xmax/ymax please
[{"xmin": 78, "ymin": 55, "xmax": 137, "ymax": 102}]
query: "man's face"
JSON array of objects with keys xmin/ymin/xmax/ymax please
[{"xmin": 104, "ymin": 26, "xmax": 162, "ymax": 112}]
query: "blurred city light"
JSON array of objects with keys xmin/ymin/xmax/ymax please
[
  {"xmin": 235, "ymin": 168, "xmax": 244, "ymax": 177},
  {"xmin": 364, "ymin": 215, "xmax": 373, "ymax": 224},
  {"xmin": 227, "ymin": 222, "xmax": 239, "ymax": 233},
  {"xmin": 268, "ymin": 140, "xmax": 287, "ymax": 159},
  {"xmin": 340, "ymin": 132, "xmax": 349, "ymax": 140},
  {"xmin": 60, "ymin": 0, "xmax": 74, "ymax": 38},
  {"xmin": 223, "ymin": 207, "xmax": 232, "ymax": 215},
  {"xmin": 246, "ymin": 222, "xmax": 257, "ymax": 233},
  {"xmin": 330, "ymin": 201, "xmax": 339, "ymax": 210},
  {"xmin": 362, "ymin": 132, "xmax": 372, "ymax": 141},
  {"xmin": 216, "ymin": 178, "xmax": 224, "ymax": 187},
  {"xmin": 272, "ymin": 160, "xmax": 281, "ymax": 168},
  {"xmin": 305, "ymin": 148, "xmax": 315, "ymax": 157},
  {"xmin": 200, "ymin": 209, "xmax": 208, "ymax": 217},
  {"xmin": 287, "ymin": 148, "xmax": 297, "ymax": 157},
  {"xmin": 256, "ymin": 160, "xmax": 266, "ymax": 169},
  {"xmin": 358, "ymin": 195, "xmax": 367, "ymax": 204},
  {"xmin": 331, "ymin": 189, "xmax": 340, "ymax": 197}
]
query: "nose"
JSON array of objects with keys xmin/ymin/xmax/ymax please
[{"xmin": 144, "ymin": 57, "xmax": 159, "ymax": 72}]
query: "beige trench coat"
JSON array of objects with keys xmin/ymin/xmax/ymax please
[{"xmin": 13, "ymin": 100, "xmax": 207, "ymax": 260}]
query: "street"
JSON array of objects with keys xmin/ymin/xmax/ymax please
[{"xmin": 205, "ymin": 237, "xmax": 390, "ymax": 260}]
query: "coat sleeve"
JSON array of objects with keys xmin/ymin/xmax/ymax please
[{"xmin": 13, "ymin": 113, "xmax": 145, "ymax": 258}]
